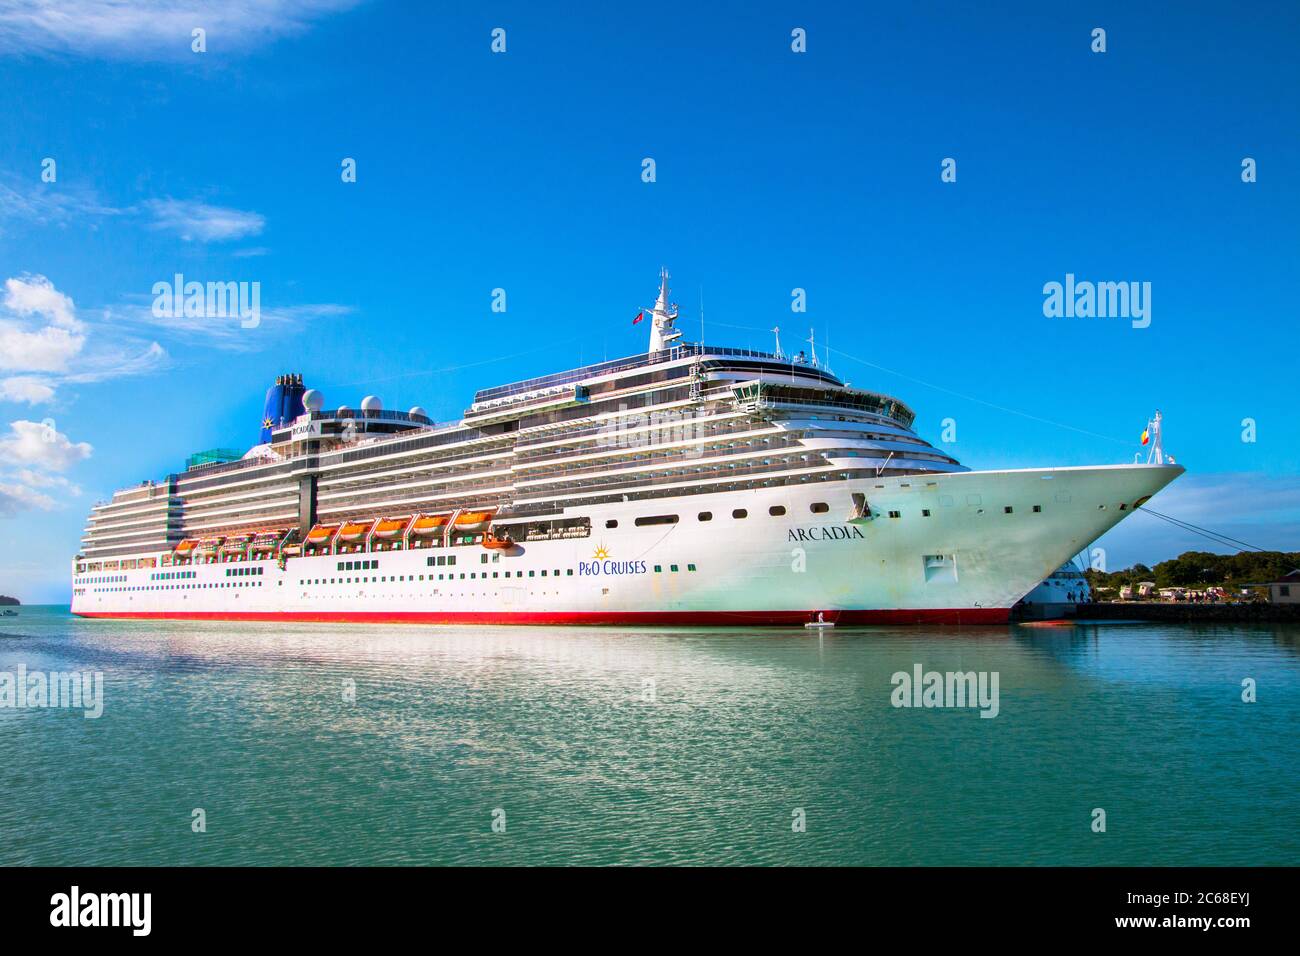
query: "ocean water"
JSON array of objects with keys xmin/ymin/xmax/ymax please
[{"xmin": 1, "ymin": 606, "xmax": 1296, "ymax": 866}]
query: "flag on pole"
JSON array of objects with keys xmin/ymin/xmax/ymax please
[
  {"xmin": 1140, "ymin": 428, "xmax": 1150, "ymax": 445},
  {"xmin": 632, "ymin": 311, "xmax": 644, "ymax": 325}
]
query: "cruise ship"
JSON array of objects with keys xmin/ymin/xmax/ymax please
[{"xmin": 70, "ymin": 271, "xmax": 1182, "ymax": 625}]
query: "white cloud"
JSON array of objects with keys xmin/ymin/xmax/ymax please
[
  {"xmin": 0, "ymin": 274, "xmax": 167, "ymax": 401},
  {"xmin": 145, "ymin": 198, "xmax": 265, "ymax": 243},
  {"xmin": 0, "ymin": 320, "xmax": 85, "ymax": 372},
  {"xmin": 0, "ymin": 419, "xmax": 93, "ymax": 471},
  {"xmin": 0, "ymin": 376, "xmax": 55, "ymax": 404},
  {"xmin": 4, "ymin": 274, "xmax": 81, "ymax": 330},
  {"xmin": 0, "ymin": 479, "xmax": 57, "ymax": 515},
  {"xmin": 0, "ymin": 0, "xmax": 363, "ymax": 59}
]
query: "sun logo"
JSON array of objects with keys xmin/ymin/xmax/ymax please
[{"xmin": 592, "ymin": 544, "xmax": 610, "ymax": 561}]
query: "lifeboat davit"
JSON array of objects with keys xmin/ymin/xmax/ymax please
[
  {"xmin": 411, "ymin": 514, "xmax": 449, "ymax": 536},
  {"xmin": 455, "ymin": 510, "xmax": 495, "ymax": 532},
  {"xmin": 337, "ymin": 520, "xmax": 374, "ymax": 543},
  {"xmin": 373, "ymin": 517, "xmax": 411, "ymax": 539}
]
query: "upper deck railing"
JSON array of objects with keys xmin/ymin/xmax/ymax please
[{"xmin": 471, "ymin": 343, "xmax": 843, "ymax": 406}]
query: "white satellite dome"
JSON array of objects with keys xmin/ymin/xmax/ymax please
[
  {"xmin": 408, "ymin": 405, "xmax": 428, "ymax": 420},
  {"xmin": 360, "ymin": 395, "xmax": 383, "ymax": 413},
  {"xmin": 335, "ymin": 405, "xmax": 352, "ymax": 417},
  {"xmin": 301, "ymin": 389, "xmax": 324, "ymax": 412}
]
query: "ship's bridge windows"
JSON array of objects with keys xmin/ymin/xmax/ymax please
[
  {"xmin": 810, "ymin": 502, "xmax": 829, "ymax": 514},
  {"xmin": 769, "ymin": 505, "xmax": 786, "ymax": 516}
]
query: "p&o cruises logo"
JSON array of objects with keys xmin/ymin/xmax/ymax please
[{"xmin": 578, "ymin": 545, "xmax": 647, "ymax": 577}]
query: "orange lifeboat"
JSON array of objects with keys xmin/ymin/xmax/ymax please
[
  {"xmin": 455, "ymin": 510, "xmax": 495, "ymax": 532},
  {"xmin": 481, "ymin": 530, "xmax": 513, "ymax": 550},
  {"xmin": 411, "ymin": 514, "xmax": 449, "ymax": 536},
  {"xmin": 305, "ymin": 524, "xmax": 339, "ymax": 544},
  {"xmin": 174, "ymin": 539, "xmax": 199, "ymax": 555},
  {"xmin": 373, "ymin": 516, "xmax": 411, "ymax": 539},
  {"xmin": 336, "ymin": 520, "xmax": 374, "ymax": 543}
]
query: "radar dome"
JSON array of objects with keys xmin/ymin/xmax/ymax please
[
  {"xmin": 360, "ymin": 395, "xmax": 383, "ymax": 413},
  {"xmin": 335, "ymin": 405, "xmax": 352, "ymax": 418},
  {"xmin": 408, "ymin": 406, "xmax": 428, "ymax": 420},
  {"xmin": 301, "ymin": 389, "xmax": 324, "ymax": 412}
]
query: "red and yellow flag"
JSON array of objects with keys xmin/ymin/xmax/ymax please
[{"xmin": 1140, "ymin": 428, "xmax": 1150, "ymax": 446}]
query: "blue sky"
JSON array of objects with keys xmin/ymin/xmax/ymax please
[{"xmin": 1, "ymin": 0, "xmax": 1297, "ymax": 602}]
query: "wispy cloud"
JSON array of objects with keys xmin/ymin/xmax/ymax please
[
  {"xmin": 103, "ymin": 298, "xmax": 352, "ymax": 349},
  {"xmin": 1094, "ymin": 472, "xmax": 1300, "ymax": 568},
  {"xmin": 0, "ymin": 0, "xmax": 363, "ymax": 59},
  {"xmin": 144, "ymin": 197, "xmax": 265, "ymax": 243},
  {"xmin": 0, "ymin": 179, "xmax": 126, "ymax": 231}
]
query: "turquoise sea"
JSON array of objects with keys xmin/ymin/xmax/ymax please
[{"xmin": 1, "ymin": 606, "xmax": 1296, "ymax": 866}]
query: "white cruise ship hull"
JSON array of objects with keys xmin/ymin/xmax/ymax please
[{"xmin": 72, "ymin": 463, "xmax": 1181, "ymax": 626}]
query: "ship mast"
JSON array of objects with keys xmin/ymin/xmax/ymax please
[
  {"xmin": 1146, "ymin": 410, "xmax": 1166, "ymax": 465},
  {"xmin": 648, "ymin": 267, "xmax": 682, "ymax": 353}
]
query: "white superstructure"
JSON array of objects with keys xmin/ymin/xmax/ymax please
[{"xmin": 71, "ymin": 271, "xmax": 1182, "ymax": 626}]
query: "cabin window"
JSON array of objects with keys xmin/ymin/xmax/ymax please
[
  {"xmin": 1032, "ymin": 505, "xmax": 1041, "ymax": 513},
  {"xmin": 635, "ymin": 515, "xmax": 679, "ymax": 526},
  {"xmin": 922, "ymin": 509, "xmax": 931, "ymax": 517},
  {"xmin": 1004, "ymin": 506, "xmax": 1013, "ymax": 514},
  {"xmin": 687, "ymin": 563, "xmax": 697, "ymax": 572},
  {"xmin": 769, "ymin": 505, "xmax": 787, "ymax": 516},
  {"xmin": 606, "ymin": 519, "xmax": 618, "ymax": 529},
  {"xmin": 732, "ymin": 509, "xmax": 748, "ymax": 519},
  {"xmin": 698, "ymin": 512, "xmax": 713, "ymax": 521},
  {"xmin": 888, "ymin": 511, "xmax": 901, "ymax": 519},
  {"xmin": 810, "ymin": 502, "xmax": 829, "ymax": 514}
]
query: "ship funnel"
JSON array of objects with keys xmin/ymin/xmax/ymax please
[{"xmin": 260, "ymin": 372, "xmax": 307, "ymax": 443}]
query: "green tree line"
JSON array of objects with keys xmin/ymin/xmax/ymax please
[{"xmin": 1084, "ymin": 550, "xmax": 1299, "ymax": 592}]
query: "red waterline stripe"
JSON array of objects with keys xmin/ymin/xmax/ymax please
[{"xmin": 73, "ymin": 608, "xmax": 1009, "ymax": 626}]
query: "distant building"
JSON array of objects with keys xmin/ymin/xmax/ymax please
[
  {"xmin": 1137, "ymin": 581, "xmax": 1157, "ymax": 598},
  {"xmin": 1268, "ymin": 570, "xmax": 1300, "ymax": 604}
]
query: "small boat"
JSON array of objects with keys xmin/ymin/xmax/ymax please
[
  {"xmin": 373, "ymin": 517, "xmax": 411, "ymax": 539},
  {"xmin": 337, "ymin": 520, "xmax": 374, "ymax": 543},
  {"xmin": 305, "ymin": 524, "xmax": 340, "ymax": 544},
  {"xmin": 221, "ymin": 535, "xmax": 252, "ymax": 554},
  {"xmin": 481, "ymin": 531, "xmax": 514, "ymax": 550},
  {"xmin": 249, "ymin": 530, "xmax": 286, "ymax": 553},
  {"xmin": 174, "ymin": 539, "xmax": 200, "ymax": 555},
  {"xmin": 455, "ymin": 510, "xmax": 494, "ymax": 532},
  {"xmin": 805, "ymin": 612, "xmax": 835, "ymax": 629},
  {"xmin": 411, "ymin": 514, "xmax": 449, "ymax": 536}
]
